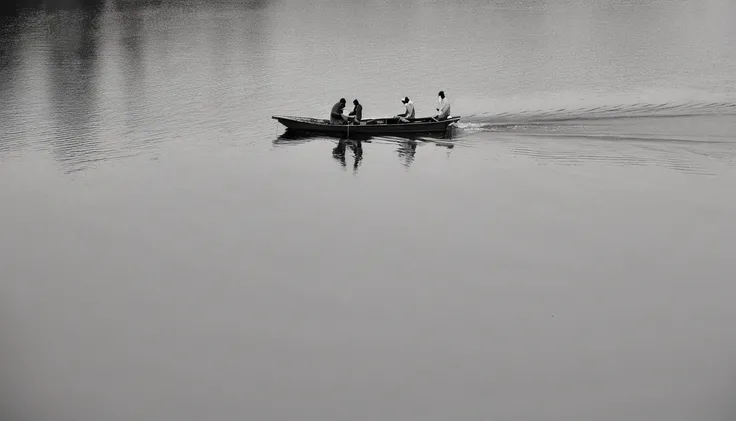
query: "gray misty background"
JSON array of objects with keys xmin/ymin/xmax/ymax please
[{"xmin": 2, "ymin": 0, "xmax": 736, "ymax": 420}]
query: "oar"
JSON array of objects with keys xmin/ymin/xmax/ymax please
[{"xmin": 361, "ymin": 117, "xmax": 388, "ymax": 124}]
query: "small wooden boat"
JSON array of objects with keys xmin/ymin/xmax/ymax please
[{"xmin": 272, "ymin": 115, "xmax": 461, "ymax": 135}]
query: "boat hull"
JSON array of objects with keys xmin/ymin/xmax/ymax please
[{"xmin": 272, "ymin": 115, "xmax": 460, "ymax": 135}]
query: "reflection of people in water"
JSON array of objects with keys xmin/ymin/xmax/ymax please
[
  {"xmin": 333, "ymin": 139, "xmax": 363, "ymax": 172},
  {"xmin": 397, "ymin": 141, "xmax": 417, "ymax": 168}
]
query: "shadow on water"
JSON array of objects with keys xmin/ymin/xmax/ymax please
[
  {"xmin": 0, "ymin": 15, "xmax": 24, "ymax": 155},
  {"xmin": 2, "ymin": 0, "xmax": 104, "ymax": 14},
  {"xmin": 0, "ymin": 15, "xmax": 21, "ymax": 63},
  {"xmin": 242, "ymin": 0, "xmax": 269, "ymax": 10},
  {"xmin": 2, "ymin": 0, "xmax": 177, "ymax": 173},
  {"xmin": 1, "ymin": 0, "xmax": 108, "ymax": 170},
  {"xmin": 44, "ymin": 3, "xmax": 106, "ymax": 171},
  {"xmin": 116, "ymin": 2, "xmax": 147, "ymax": 133}
]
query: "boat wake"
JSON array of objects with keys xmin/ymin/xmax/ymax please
[
  {"xmin": 455, "ymin": 95, "xmax": 736, "ymax": 137},
  {"xmin": 449, "ymin": 93, "xmax": 736, "ymax": 175}
]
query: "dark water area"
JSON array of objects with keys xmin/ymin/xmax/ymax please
[{"xmin": 2, "ymin": 0, "xmax": 736, "ymax": 420}]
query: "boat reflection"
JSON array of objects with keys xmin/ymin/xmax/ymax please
[
  {"xmin": 273, "ymin": 129, "xmax": 455, "ymax": 172},
  {"xmin": 273, "ymin": 125, "xmax": 456, "ymax": 144},
  {"xmin": 273, "ymin": 130, "xmax": 374, "ymax": 145},
  {"xmin": 272, "ymin": 130, "xmax": 326, "ymax": 146}
]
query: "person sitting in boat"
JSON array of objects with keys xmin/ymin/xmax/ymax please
[
  {"xmin": 330, "ymin": 98, "xmax": 347, "ymax": 124},
  {"xmin": 396, "ymin": 97, "xmax": 415, "ymax": 123},
  {"xmin": 347, "ymin": 99, "xmax": 362, "ymax": 124},
  {"xmin": 432, "ymin": 91, "xmax": 451, "ymax": 121}
]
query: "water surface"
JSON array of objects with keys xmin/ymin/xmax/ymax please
[{"xmin": 2, "ymin": 1, "xmax": 736, "ymax": 420}]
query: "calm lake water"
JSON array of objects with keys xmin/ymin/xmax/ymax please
[{"xmin": 2, "ymin": 0, "xmax": 736, "ymax": 420}]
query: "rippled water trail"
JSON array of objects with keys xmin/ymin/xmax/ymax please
[{"xmin": 2, "ymin": 1, "xmax": 736, "ymax": 421}]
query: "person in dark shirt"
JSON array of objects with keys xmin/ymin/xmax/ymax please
[
  {"xmin": 330, "ymin": 98, "xmax": 347, "ymax": 124},
  {"xmin": 348, "ymin": 99, "xmax": 362, "ymax": 124}
]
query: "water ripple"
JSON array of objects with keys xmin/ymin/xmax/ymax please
[{"xmin": 460, "ymin": 98, "xmax": 736, "ymax": 128}]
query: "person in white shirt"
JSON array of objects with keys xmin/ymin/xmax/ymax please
[
  {"xmin": 433, "ymin": 90, "xmax": 451, "ymax": 120},
  {"xmin": 396, "ymin": 97, "xmax": 415, "ymax": 123}
]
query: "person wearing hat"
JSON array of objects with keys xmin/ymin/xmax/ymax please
[
  {"xmin": 396, "ymin": 96, "xmax": 415, "ymax": 123},
  {"xmin": 330, "ymin": 98, "xmax": 348, "ymax": 125},
  {"xmin": 432, "ymin": 91, "xmax": 451, "ymax": 121},
  {"xmin": 347, "ymin": 99, "xmax": 363, "ymax": 124}
]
